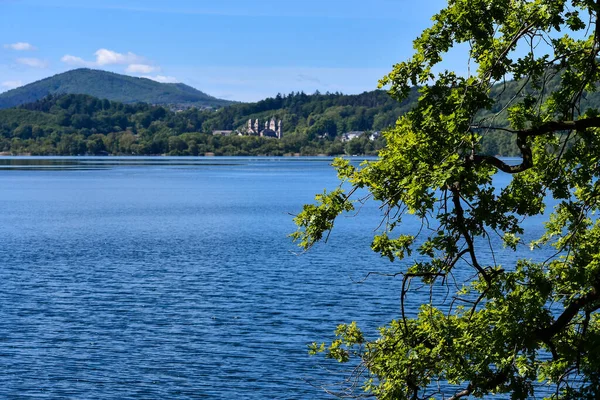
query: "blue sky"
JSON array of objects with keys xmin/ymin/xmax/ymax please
[{"xmin": 0, "ymin": 0, "xmax": 453, "ymax": 101}]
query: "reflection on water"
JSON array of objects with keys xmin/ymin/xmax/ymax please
[{"xmin": 0, "ymin": 156, "xmax": 353, "ymax": 170}]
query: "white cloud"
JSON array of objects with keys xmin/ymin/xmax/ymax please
[
  {"xmin": 3, "ymin": 42, "xmax": 35, "ymax": 51},
  {"xmin": 143, "ymin": 75, "xmax": 179, "ymax": 83},
  {"xmin": 1, "ymin": 80, "xmax": 23, "ymax": 90},
  {"xmin": 126, "ymin": 63, "xmax": 158, "ymax": 74},
  {"xmin": 58, "ymin": 49, "xmax": 176, "ymax": 84},
  {"xmin": 16, "ymin": 57, "xmax": 48, "ymax": 68},
  {"xmin": 60, "ymin": 54, "xmax": 93, "ymax": 66},
  {"xmin": 95, "ymin": 48, "xmax": 143, "ymax": 66},
  {"xmin": 60, "ymin": 48, "xmax": 144, "ymax": 67}
]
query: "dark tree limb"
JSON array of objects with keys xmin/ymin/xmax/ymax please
[
  {"xmin": 469, "ymin": 115, "xmax": 600, "ymax": 174},
  {"xmin": 519, "ymin": 116, "xmax": 600, "ymax": 137},
  {"xmin": 448, "ymin": 369, "xmax": 510, "ymax": 400},
  {"xmin": 400, "ymin": 272, "xmax": 446, "ymax": 335},
  {"xmin": 448, "ymin": 386, "xmax": 472, "ymax": 400},
  {"xmin": 537, "ymin": 287, "xmax": 600, "ymax": 342},
  {"xmin": 450, "ymin": 186, "xmax": 490, "ymax": 283}
]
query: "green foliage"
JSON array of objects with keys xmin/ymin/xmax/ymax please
[
  {"xmin": 294, "ymin": 1, "xmax": 600, "ymax": 399},
  {"xmin": 291, "ymin": 188, "xmax": 355, "ymax": 249}
]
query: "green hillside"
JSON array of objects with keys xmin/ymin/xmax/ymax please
[{"xmin": 0, "ymin": 69, "xmax": 232, "ymax": 109}]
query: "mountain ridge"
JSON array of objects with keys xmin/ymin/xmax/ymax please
[{"xmin": 0, "ymin": 68, "xmax": 232, "ymax": 109}]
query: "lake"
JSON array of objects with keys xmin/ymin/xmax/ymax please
[{"xmin": 0, "ymin": 157, "xmax": 550, "ymax": 399}]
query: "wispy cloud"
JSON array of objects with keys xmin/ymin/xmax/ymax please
[
  {"xmin": 61, "ymin": 48, "xmax": 144, "ymax": 67},
  {"xmin": 142, "ymin": 75, "xmax": 179, "ymax": 83},
  {"xmin": 61, "ymin": 54, "xmax": 92, "ymax": 67},
  {"xmin": 16, "ymin": 57, "xmax": 48, "ymax": 68},
  {"xmin": 297, "ymin": 74, "xmax": 323, "ymax": 85},
  {"xmin": 1, "ymin": 80, "xmax": 23, "ymax": 90},
  {"xmin": 126, "ymin": 63, "xmax": 158, "ymax": 74},
  {"xmin": 3, "ymin": 42, "xmax": 35, "ymax": 51}
]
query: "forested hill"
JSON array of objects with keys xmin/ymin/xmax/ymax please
[
  {"xmin": 0, "ymin": 90, "xmax": 418, "ymax": 156},
  {"xmin": 0, "ymin": 69, "xmax": 232, "ymax": 109},
  {"xmin": 5, "ymin": 78, "xmax": 599, "ymax": 156}
]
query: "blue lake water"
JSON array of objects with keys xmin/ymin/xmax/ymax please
[{"xmin": 0, "ymin": 157, "xmax": 551, "ymax": 399}]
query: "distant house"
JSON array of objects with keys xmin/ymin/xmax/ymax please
[
  {"xmin": 340, "ymin": 131, "xmax": 381, "ymax": 142},
  {"xmin": 212, "ymin": 130, "xmax": 234, "ymax": 136},
  {"xmin": 340, "ymin": 131, "xmax": 364, "ymax": 142},
  {"xmin": 369, "ymin": 131, "xmax": 381, "ymax": 141}
]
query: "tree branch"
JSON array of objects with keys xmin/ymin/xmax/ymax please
[
  {"xmin": 537, "ymin": 287, "xmax": 600, "ymax": 342},
  {"xmin": 448, "ymin": 369, "xmax": 509, "ymax": 400},
  {"xmin": 519, "ymin": 116, "xmax": 600, "ymax": 137},
  {"xmin": 450, "ymin": 186, "xmax": 490, "ymax": 283},
  {"xmin": 448, "ymin": 386, "xmax": 472, "ymax": 400},
  {"xmin": 400, "ymin": 272, "xmax": 446, "ymax": 334},
  {"xmin": 470, "ymin": 115, "xmax": 600, "ymax": 174}
]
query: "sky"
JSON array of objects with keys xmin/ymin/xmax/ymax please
[{"xmin": 0, "ymin": 0, "xmax": 457, "ymax": 102}]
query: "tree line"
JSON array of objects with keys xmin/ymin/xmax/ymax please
[{"xmin": 2, "ymin": 82, "xmax": 581, "ymax": 156}]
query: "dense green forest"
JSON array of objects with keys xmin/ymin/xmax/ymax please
[
  {"xmin": 0, "ymin": 90, "xmax": 412, "ymax": 156},
  {"xmin": 2, "ymin": 71, "xmax": 597, "ymax": 156},
  {"xmin": 0, "ymin": 69, "xmax": 231, "ymax": 109}
]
